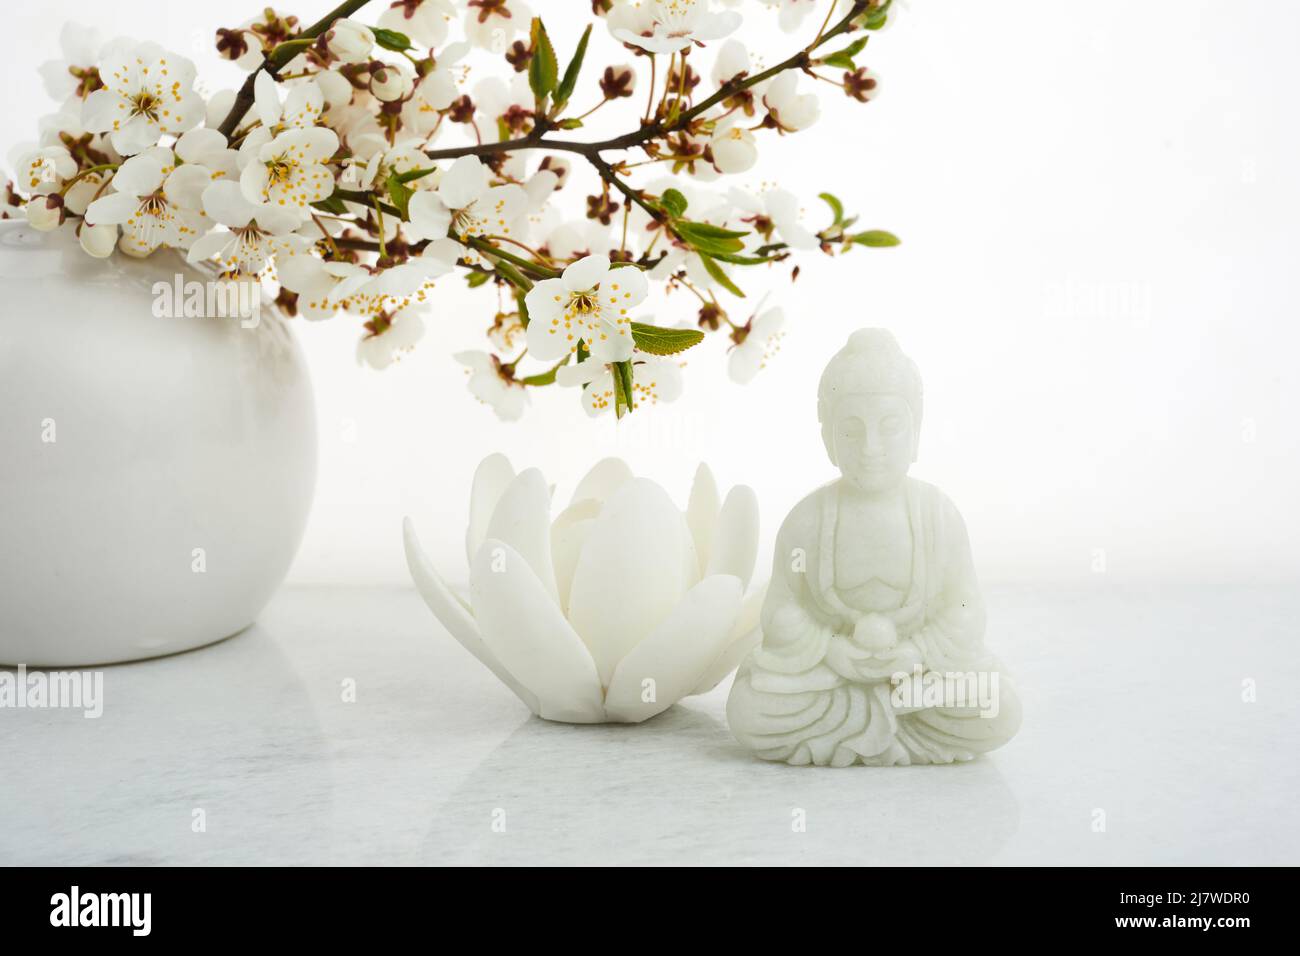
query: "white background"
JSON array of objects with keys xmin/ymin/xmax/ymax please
[{"xmin": 7, "ymin": 0, "xmax": 1298, "ymax": 587}]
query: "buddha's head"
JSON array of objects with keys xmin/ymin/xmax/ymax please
[{"xmin": 817, "ymin": 328, "xmax": 923, "ymax": 494}]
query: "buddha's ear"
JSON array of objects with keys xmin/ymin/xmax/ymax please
[{"xmin": 817, "ymin": 398, "xmax": 836, "ymax": 465}]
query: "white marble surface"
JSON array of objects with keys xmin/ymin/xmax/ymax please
[{"xmin": 2, "ymin": 581, "xmax": 1297, "ymax": 866}]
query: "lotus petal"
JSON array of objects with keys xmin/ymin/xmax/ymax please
[
  {"xmin": 403, "ymin": 518, "xmax": 539, "ymax": 713},
  {"xmin": 466, "ymin": 453, "xmax": 515, "ymax": 563},
  {"xmin": 486, "ymin": 468, "xmax": 558, "ymax": 603},
  {"xmin": 550, "ymin": 498, "xmax": 602, "ymax": 617},
  {"xmin": 569, "ymin": 456, "xmax": 633, "ymax": 508},
  {"xmin": 470, "ymin": 539, "xmax": 605, "ymax": 723},
  {"xmin": 567, "ymin": 478, "xmax": 692, "ymax": 686},
  {"xmin": 704, "ymin": 485, "xmax": 759, "ymax": 589},
  {"xmin": 685, "ymin": 463, "xmax": 721, "ymax": 576},
  {"xmin": 604, "ymin": 575, "xmax": 744, "ymax": 723},
  {"xmin": 688, "ymin": 583, "xmax": 766, "ymax": 696}
]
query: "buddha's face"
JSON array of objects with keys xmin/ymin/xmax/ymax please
[{"xmin": 829, "ymin": 393, "xmax": 915, "ymax": 493}]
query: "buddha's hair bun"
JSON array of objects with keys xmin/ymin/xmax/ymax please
[{"xmin": 817, "ymin": 327, "xmax": 923, "ymax": 430}]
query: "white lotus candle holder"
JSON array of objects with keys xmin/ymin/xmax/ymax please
[{"xmin": 404, "ymin": 455, "xmax": 764, "ymax": 724}]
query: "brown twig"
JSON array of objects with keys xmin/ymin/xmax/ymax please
[{"xmin": 217, "ymin": 0, "xmax": 373, "ymax": 140}]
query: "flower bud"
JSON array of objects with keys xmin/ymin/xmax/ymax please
[
  {"xmin": 325, "ymin": 18, "xmax": 374, "ymax": 64},
  {"xmin": 78, "ymin": 222, "xmax": 117, "ymax": 258},
  {"xmin": 370, "ymin": 64, "xmax": 413, "ymax": 103},
  {"xmin": 24, "ymin": 195, "xmax": 63, "ymax": 231}
]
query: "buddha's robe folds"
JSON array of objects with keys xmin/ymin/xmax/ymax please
[{"xmin": 727, "ymin": 478, "xmax": 1021, "ymax": 766}]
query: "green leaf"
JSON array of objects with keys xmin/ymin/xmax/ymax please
[
  {"xmin": 553, "ymin": 24, "xmax": 592, "ymax": 111},
  {"xmin": 556, "ymin": 118, "xmax": 584, "ymax": 129},
  {"xmin": 859, "ymin": 0, "xmax": 893, "ymax": 29},
  {"xmin": 675, "ymin": 220, "xmax": 748, "ymax": 256},
  {"xmin": 528, "ymin": 18, "xmax": 558, "ymax": 101},
  {"xmin": 372, "ymin": 27, "xmax": 412, "ymax": 52},
  {"xmin": 849, "ymin": 230, "xmax": 901, "ymax": 247},
  {"xmin": 822, "ymin": 36, "xmax": 869, "ymax": 70},
  {"xmin": 819, "ymin": 192, "xmax": 845, "ymax": 225},
  {"xmin": 676, "ymin": 220, "xmax": 748, "ymax": 241},
  {"xmin": 630, "ymin": 322, "xmax": 705, "ymax": 356},
  {"xmin": 385, "ymin": 173, "xmax": 414, "ymax": 219},
  {"xmin": 709, "ymin": 250, "xmax": 779, "ymax": 266},
  {"xmin": 697, "ymin": 253, "xmax": 745, "ymax": 298},
  {"xmin": 519, "ymin": 354, "xmax": 569, "ymax": 386},
  {"xmin": 612, "ymin": 360, "xmax": 635, "ymax": 418},
  {"xmin": 841, "ymin": 36, "xmax": 870, "ymax": 58},
  {"xmin": 465, "ymin": 270, "xmax": 492, "ymax": 288},
  {"xmin": 660, "ymin": 188, "xmax": 688, "ymax": 218},
  {"xmin": 311, "ymin": 194, "xmax": 348, "ymax": 216},
  {"xmin": 395, "ymin": 167, "xmax": 438, "ymax": 184}
]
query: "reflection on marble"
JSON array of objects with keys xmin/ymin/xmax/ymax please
[
  {"xmin": 2, "ymin": 583, "xmax": 1298, "ymax": 865},
  {"xmin": 0, "ymin": 624, "xmax": 331, "ymax": 865},
  {"xmin": 426, "ymin": 708, "xmax": 1019, "ymax": 865}
]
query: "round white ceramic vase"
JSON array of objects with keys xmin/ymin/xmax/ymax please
[{"xmin": 0, "ymin": 221, "xmax": 316, "ymax": 666}]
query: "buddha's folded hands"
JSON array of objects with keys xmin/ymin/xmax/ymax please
[
  {"xmin": 853, "ymin": 613, "xmax": 898, "ymax": 651},
  {"xmin": 824, "ymin": 633, "xmax": 921, "ymax": 682}
]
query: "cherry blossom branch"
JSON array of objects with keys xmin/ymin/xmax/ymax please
[
  {"xmin": 217, "ymin": 0, "xmax": 374, "ymax": 139},
  {"xmin": 421, "ymin": 0, "xmax": 872, "ymax": 165}
]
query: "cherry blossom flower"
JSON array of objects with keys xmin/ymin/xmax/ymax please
[
  {"xmin": 314, "ymin": 70, "xmax": 355, "ymax": 112},
  {"xmin": 81, "ymin": 42, "xmax": 202, "ymax": 155},
  {"xmin": 761, "ymin": 0, "xmax": 819, "ymax": 32},
  {"xmin": 84, "ymin": 150, "xmax": 210, "ymax": 254},
  {"xmin": 471, "ymin": 74, "xmax": 533, "ymax": 142},
  {"xmin": 402, "ymin": 54, "xmax": 464, "ymax": 137},
  {"xmin": 728, "ymin": 305, "xmax": 784, "ymax": 383},
  {"xmin": 487, "ymin": 309, "xmax": 526, "ymax": 351},
  {"xmin": 187, "ymin": 180, "xmax": 306, "ymax": 274},
  {"xmin": 762, "ymin": 70, "xmax": 820, "ymax": 132},
  {"xmin": 357, "ymin": 306, "xmax": 425, "ymax": 369},
  {"xmin": 542, "ymin": 218, "xmax": 615, "ymax": 261},
  {"xmin": 62, "ymin": 170, "xmax": 110, "ymax": 218},
  {"xmin": 710, "ymin": 117, "xmax": 757, "ymax": 174},
  {"xmin": 406, "ymin": 156, "xmax": 527, "ymax": 242},
  {"xmin": 557, "ymin": 352, "xmax": 684, "ymax": 417},
  {"xmin": 525, "ymin": 255, "xmax": 649, "ymax": 363},
  {"xmin": 728, "ymin": 185, "xmax": 819, "ymax": 249},
  {"xmin": 464, "ymin": 0, "xmax": 533, "ymax": 53},
  {"xmin": 711, "ymin": 37, "xmax": 750, "ymax": 86},
  {"xmin": 38, "ymin": 22, "xmax": 105, "ymax": 102},
  {"xmin": 239, "ymin": 127, "xmax": 339, "ymax": 221},
  {"xmin": 12, "ymin": 145, "xmax": 76, "ymax": 196},
  {"xmin": 253, "ymin": 72, "xmax": 326, "ymax": 132},
  {"xmin": 174, "ymin": 127, "xmax": 240, "ymax": 181},
  {"xmin": 456, "ymin": 350, "xmax": 530, "ymax": 420},
  {"xmin": 345, "ymin": 138, "xmax": 441, "ymax": 193},
  {"xmin": 276, "ymin": 256, "xmax": 362, "ymax": 319},
  {"xmin": 610, "ymin": 0, "xmax": 742, "ymax": 55},
  {"xmin": 379, "ymin": 0, "xmax": 459, "ymax": 49}
]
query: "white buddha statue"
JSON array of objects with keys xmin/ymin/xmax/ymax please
[{"xmin": 727, "ymin": 329, "xmax": 1021, "ymax": 766}]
